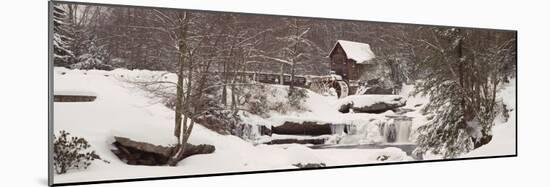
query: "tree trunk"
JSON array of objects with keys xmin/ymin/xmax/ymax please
[
  {"xmin": 168, "ymin": 119, "xmax": 195, "ymax": 166},
  {"xmin": 231, "ymin": 84, "xmax": 237, "ymax": 111},
  {"xmin": 289, "ymin": 62, "xmax": 296, "ymax": 96},
  {"xmin": 173, "ymin": 42, "xmax": 186, "ymax": 137},
  {"xmin": 279, "ymin": 63, "xmax": 285, "ymax": 85},
  {"xmin": 171, "ymin": 19, "xmax": 219, "ymax": 165},
  {"xmin": 456, "ymin": 31, "xmax": 471, "ymax": 130},
  {"xmin": 222, "ymin": 62, "xmax": 227, "ymax": 107},
  {"xmin": 174, "ymin": 12, "xmax": 190, "ymax": 141},
  {"xmin": 222, "ymin": 46, "xmax": 234, "ymax": 107}
]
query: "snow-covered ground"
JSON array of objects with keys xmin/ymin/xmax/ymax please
[
  {"xmin": 53, "ymin": 68, "xmax": 412, "ymax": 184},
  {"xmin": 52, "ymin": 68, "xmax": 516, "ymax": 183}
]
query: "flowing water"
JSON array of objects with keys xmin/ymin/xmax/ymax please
[
  {"xmin": 334, "ymin": 116, "xmax": 413, "ymax": 145},
  {"xmin": 395, "ymin": 118, "xmax": 412, "ymax": 143},
  {"xmin": 378, "ymin": 117, "xmax": 412, "ymax": 143},
  {"xmin": 330, "ymin": 124, "xmax": 347, "ymax": 135},
  {"xmin": 313, "ymin": 116, "xmax": 417, "ymax": 158}
]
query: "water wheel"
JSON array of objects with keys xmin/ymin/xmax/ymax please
[{"xmin": 334, "ymin": 80, "xmax": 349, "ymax": 98}]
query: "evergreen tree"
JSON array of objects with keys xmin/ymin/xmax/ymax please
[
  {"xmin": 52, "ymin": 3, "xmax": 75, "ymax": 67},
  {"xmin": 413, "ymin": 28, "xmax": 516, "ymax": 158},
  {"xmin": 72, "ymin": 36, "xmax": 113, "ymax": 70}
]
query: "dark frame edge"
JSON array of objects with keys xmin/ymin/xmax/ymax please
[
  {"xmin": 48, "ymin": 0, "xmax": 54, "ymax": 186},
  {"xmin": 515, "ymin": 30, "xmax": 518, "ymax": 157}
]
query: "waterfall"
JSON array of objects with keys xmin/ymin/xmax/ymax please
[
  {"xmin": 236, "ymin": 124, "xmax": 262, "ymax": 141},
  {"xmin": 337, "ymin": 122, "xmax": 383, "ymax": 145},
  {"xmin": 331, "ymin": 117, "xmax": 412, "ymax": 145},
  {"xmin": 382, "ymin": 122, "xmax": 397, "ymax": 143},
  {"xmin": 395, "ymin": 119, "xmax": 412, "ymax": 143},
  {"xmin": 377, "ymin": 117, "xmax": 412, "ymax": 143},
  {"xmin": 345, "ymin": 124, "xmax": 357, "ymax": 135},
  {"xmin": 249, "ymin": 125, "xmax": 260, "ymax": 140},
  {"xmin": 380, "ymin": 117, "xmax": 412, "ymax": 143},
  {"xmin": 331, "ymin": 124, "xmax": 346, "ymax": 135}
]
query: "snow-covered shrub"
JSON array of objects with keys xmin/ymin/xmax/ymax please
[
  {"xmin": 195, "ymin": 110, "xmax": 240, "ymax": 135},
  {"xmin": 72, "ymin": 54, "xmax": 113, "ymax": 70},
  {"xmin": 262, "ymin": 86, "xmax": 309, "ymax": 114},
  {"xmin": 501, "ymin": 103, "xmax": 512, "ymax": 123},
  {"xmin": 288, "ymin": 87, "xmax": 309, "ymax": 112},
  {"xmin": 270, "ymin": 101, "xmax": 288, "ymax": 114},
  {"xmin": 53, "ymin": 130, "xmax": 109, "ymax": 174},
  {"xmin": 243, "ymin": 85, "xmax": 270, "ymax": 117}
]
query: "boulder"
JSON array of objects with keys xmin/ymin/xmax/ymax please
[
  {"xmin": 111, "ymin": 136, "xmax": 215, "ymax": 166},
  {"xmin": 393, "ymin": 108, "xmax": 416, "ymax": 115},
  {"xmin": 259, "ymin": 125, "xmax": 272, "ymax": 136},
  {"xmin": 363, "ymin": 86, "xmax": 394, "ymax": 95},
  {"xmin": 337, "ymin": 102, "xmax": 354, "ymax": 113},
  {"xmin": 265, "ymin": 138, "xmax": 325, "ymax": 145},
  {"xmin": 293, "ymin": 163, "xmax": 327, "ymax": 168},
  {"xmin": 272, "ymin": 121, "xmax": 332, "ymax": 136},
  {"xmin": 337, "ymin": 95, "xmax": 406, "ymax": 113}
]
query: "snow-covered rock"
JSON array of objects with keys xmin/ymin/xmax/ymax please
[
  {"xmin": 367, "ymin": 147, "xmax": 412, "ymax": 162},
  {"xmin": 271, "ymin": 121, "xmax": 332, "ymax": 136},
  {"xmin": 362, "ymin": 86, "xmax": 394, "ymax": 95},
  {"xmin": 337, "ymin": 95, "xmax": 407, "ymax": 113}
]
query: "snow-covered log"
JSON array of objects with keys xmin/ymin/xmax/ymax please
[
  {"xmin": 337, "ymin": 95, "xmax": 406, "ymax": 113},
  {"xmin": 111, "ymin": 136, "xmax": 215, "ymax": 166}
]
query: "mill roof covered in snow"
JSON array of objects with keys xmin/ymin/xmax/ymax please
[{"xmin": 329, "ymin": 40, "xmax": 376, "ymax": 64}]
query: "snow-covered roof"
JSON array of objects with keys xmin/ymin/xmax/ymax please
[{"xmin": 330, "ymin": 40, "xmax": 376, "ymax": 64}]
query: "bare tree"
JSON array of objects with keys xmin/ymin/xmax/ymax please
[{"xmin": 255, "ymin": 18, "xmax": 323, "ymax": 96}]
